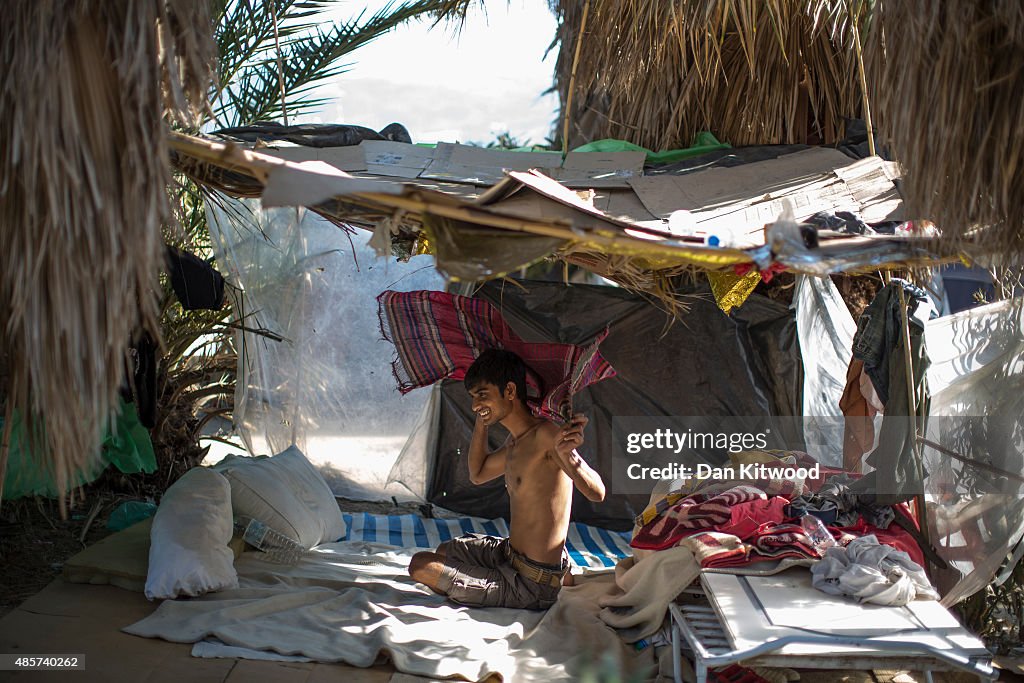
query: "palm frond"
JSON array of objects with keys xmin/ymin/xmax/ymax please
[
  {"xmin": 550, "ymin": 0, "xmax": 866, "ymax": 150},
  {"xmin": 211, "ymin": 0, "xmax": 487, "ymax": 128},
  {"xmin": 864, "ymin": 0, "xmax": 1024, "ymax": 259},
  {"xmin": 0, "ymin": 0, "xmax": 214, "ymax": 510}
]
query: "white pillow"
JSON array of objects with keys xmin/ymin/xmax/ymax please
[
  {"xmin": 145, "ymin": 467, "xmax": 238, "ymax": 600},
  {"xmin": 213, "ymin": 445, "xmax": 345, "ymax": 550}
]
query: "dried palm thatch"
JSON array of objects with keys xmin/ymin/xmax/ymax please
[
  {"xmin": 864, "ymin": 1, "xmax": 1024, "ymax": 258},
  {"xmin": 0, "ymin": 1, "xmax": 214, "ymax": 510},
  {"xmin": 551, "ymin": 0, "xmax": 868, "ymax": 150}
]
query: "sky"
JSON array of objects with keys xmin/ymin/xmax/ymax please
[{"xmin": 295, "ymin": 1, "xmax": 560, "ymax": 146}]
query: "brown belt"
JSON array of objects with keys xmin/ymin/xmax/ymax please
[{"xmin": 506, "ymin": 546, "xmax": 566, "ymax": 588}]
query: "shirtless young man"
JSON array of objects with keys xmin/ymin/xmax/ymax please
[{"xmin": 408, "ymin": 349, "xmax": 606, "ymax": 610}]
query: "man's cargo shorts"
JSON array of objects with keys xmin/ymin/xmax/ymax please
[{"xmin": 436, "ymin": 533, "xmax": 568, "ymax": 610}]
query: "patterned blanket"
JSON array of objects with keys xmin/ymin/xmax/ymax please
[
  {"xmin": 632, "ymin": 477, "xmax": 925, "ymax": 568},
  {"xmin": 634, "ymin": 450, "xmax": 811, "ymax": 529},
  {"xmin": 632, "ymin": 485, "xmax": 775, "ymax": 550},
  {"xmin": 378, "ymin": 290, "xmax": 616, "ymax": 421}
]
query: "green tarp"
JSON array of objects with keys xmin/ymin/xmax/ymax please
[
  {"xmin": 571, "ymin": 132, "xmax": 730, "ymax": 164},
  {"xmin": 1, "ymin": 399, "xmax": 157, "ymax": 499}
]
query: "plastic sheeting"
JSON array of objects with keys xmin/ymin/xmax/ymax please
[
  {"xmin": 795, "ymin": 280, "xmax": 1024, "ymax": 601},
  {"xmin": 410, "ymin": 280, "xmax": 803, "ymax": 530},
  {"xmin": 923, "ymin": 297, "xmax": 1024, "ymax": 603},
  {"xmin": 205, "ymin": 196, "xmax": 443, "ymax": 501},
  {"xmin": 793, "ymin": 275, "xmax": 857, "ymax": 467}
]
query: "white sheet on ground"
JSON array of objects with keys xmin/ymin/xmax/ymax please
[{"xmin": 124, "ymin": 541, "xmax": 652, "ymax": 682}]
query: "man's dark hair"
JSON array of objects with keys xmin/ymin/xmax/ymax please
[{"xmin": 464, "ymin": 349, "xmax": 528, "ymax": 405}]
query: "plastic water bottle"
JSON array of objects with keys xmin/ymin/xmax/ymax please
[
  {"xmin": 800, "ymin": 514, "xmax": 836, "ymax": 555},
  {"xmin": 234, "ymin": 516, "xmax": 306, "ymax": 565}
]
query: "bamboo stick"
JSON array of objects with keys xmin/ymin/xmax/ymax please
[{"xmin": 562, "ymin": 0, "xmax": 590, "ymax": 157}]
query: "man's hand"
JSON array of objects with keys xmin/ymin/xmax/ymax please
[
  {"xmin": 466, "ymin": 408, "xmax": 505, "ymax": 485},
  {"xmin": 554, "ymin": 413, "xmax": 588, "ymax": 461},
  {"xmin": 551, "ymin": 413, "xmax": 604, "ymax": 502}
]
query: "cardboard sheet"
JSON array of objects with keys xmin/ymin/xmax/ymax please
[
  {"xmin": 361, "ymin": 140, "xmax": 438, "ymax": 178},
  {"xmin": 421, "ymin": 145, "xmax": 646, "ymax": 189},
  {"xmin": 261, "ymin": 145, "xmax": 366, "ymax": 171},
  {"xmin": 627, "ymin": 148, "xmax": 903, "ymax": 247},
  {"xmin": 545, "ymin": 151, "xmax": 646, "ymax": 189},
  {"xmin": 262, "ymin": 160, "xmax": 402, "ymax": 207},
  {"xmin": 420, "ymin": 143, "xmax": 561, "ymax": 185}
]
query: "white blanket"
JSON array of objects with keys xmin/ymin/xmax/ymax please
[{"xmin": 124, "ymin": 541, "xmax": 652, "ymax": 681}]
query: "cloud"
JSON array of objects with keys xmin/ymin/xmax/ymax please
[
  {"xmin": 301, "ymin": 76, "xmax": 557, "ymax": 145},
  {"xmin": 295, "ymin": 0, "xmax": 559, "ymax": 145}
]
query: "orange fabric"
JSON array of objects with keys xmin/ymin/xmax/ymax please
[{"xmin": 840, "ymin": 358, "xmax": 875, "ymax": 472}]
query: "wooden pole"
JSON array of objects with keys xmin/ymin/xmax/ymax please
[
  {"xmin": 896, "ymin": 285, "xmax": 932, "ymax": 562},
  {"xmin": 562, "ymin": 0, "xmax": 591, "ymax": 160},
  {"xmin": 851, "ymin": 1, "xmax": 875, "ymax": 157}
]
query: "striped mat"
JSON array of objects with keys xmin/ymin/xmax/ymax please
[{"xmin": 338, "ymin": 512, "xmax": 632, "ymax": 570}]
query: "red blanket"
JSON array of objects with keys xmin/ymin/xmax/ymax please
[{"xmin": 378, "ymin": 290, "xmax": 616, "ymax": 421}]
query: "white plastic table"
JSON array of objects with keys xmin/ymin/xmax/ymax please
[{"xmin": 669, "ymin": 569, "xmax": 996, "ymax": 683}]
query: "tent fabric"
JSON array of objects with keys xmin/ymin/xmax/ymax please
[
  {"xmin": 378, "ymin": 289, "xmax": 616, "ymax": 423},
  {"xmin": 205, "ymin": 196, "xmax": 444, "ymax": 502},
  {"xmin": 416, "ymin": 280, "xmax": 802, "ymax": 530}
]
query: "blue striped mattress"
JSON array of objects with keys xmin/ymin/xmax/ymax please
[{"xmin": 338, "ymin": 512, "xmax": 632, "ymax": 570}]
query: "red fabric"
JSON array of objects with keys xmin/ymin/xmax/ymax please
[
  {"xmin": 631, "ymin": 485, "xmax": 769, "ymax": 550},
  {"xmin": 717, "ymin": 496, "xmax": 788, "ymax": 540},
  {"xmin": 691, "ymin": 521, "xmax": 822, "ymax": 568},
  {"xmin": 734, "ymin": 261, "xmax": 787, "ymax": 283},
  {"xmin": 631, "ymin": 461, "xmax": 930, "ymax": 570},
  {"xmin": 838, "ymin": 507, "xmax": 927, "ymax": 567},
  {"xmin": 377, "ymin": 290, "xmax": 616, "ymax": 422},
  {"xmin": 680, "ymin": 532, "xmax": 750, "ymax": 566}
]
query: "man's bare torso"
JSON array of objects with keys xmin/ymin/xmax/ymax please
[{"xmin": 503, "ymin": 422, "xmax": 573, "ymax": 566}]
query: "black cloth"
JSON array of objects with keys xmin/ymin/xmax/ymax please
[
  {"xmin": 786, "ymin": 473, "xmax": 895, "ymax": 528},
  {"xmin": 806, "ymin": 211, "xmax": 874, "ymax": 236},
  {"xmin": 849, "ymin": 281, "xmax": 931, "ymax": 505},
  {"xmin": 166, "ymin": 246, "xmax": 225, "ymax": 311},
  {"xmin": 123, "ymin": 247, "xmax": 226, "ymax": 427},
  {"xmin": 212, "ymin": 121, "xmax": 412, "ymax": 147},
  {"xmin": 645, "ymin": 144, "xmax": 810, "ymax": 176},
  {"xmin": 124, "ymin": 332, "xmax": 159, "ymax": 428},
  {"xmin": 427, "ymin": 280, "xmax": 802, "ymax": 531}
]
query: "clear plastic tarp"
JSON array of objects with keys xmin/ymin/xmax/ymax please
[
  {"xmin": 796, "ymin": 276, "xmax": 1024, "ymax": 602},
  {"xmin": 205, "ymin": 195, "xmax": 444, "ymax": 501},
  {"xmin": 923, "ymin": 297, "xmax": 1024, "ymax": 603}
]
